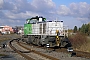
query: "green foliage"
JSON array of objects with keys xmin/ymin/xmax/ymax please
[
  {"xmin": 0, "ymin": 54, "xmax": 7, "ymax": 56},
  {"xmin": 79, "ymin": 24, "xmax": 90, "ymax": 35},
  {"xmin": 73, "ymin": 26, "xmax": 77, "ymax": 33}
]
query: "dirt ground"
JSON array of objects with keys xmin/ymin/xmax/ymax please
[{"xmin": 0, "ymin": 34, "xmax": 20, "ymax": 42}]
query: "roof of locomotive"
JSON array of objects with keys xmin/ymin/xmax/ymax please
[
  {"xmin": 26, "ymin": 16, "xmax": 63, "ymax": 24},
  {"xmin": 26, "ymin": 16, "xmax": 46, "ymax": 20}
]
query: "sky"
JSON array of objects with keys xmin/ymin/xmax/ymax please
[{"xmin": 0, "ymin": 0, "xmax": 90, "ymax": 29}]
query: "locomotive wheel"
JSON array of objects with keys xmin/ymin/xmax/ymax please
[
  {"xmin": 34, "ymin": 38, "xmax": 38, "ymax": 45},
  {"xmin": 27, "ymin": 36, "xmax": 31, "ymax": 44}
]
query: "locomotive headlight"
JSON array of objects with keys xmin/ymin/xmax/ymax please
[
  {"xmin": 43, "ymin": 40, "xmax": 45, "ymax": 42},
  {"xmin": 46, "ymin": 44, "xmax": 50, "ymax": 48}
]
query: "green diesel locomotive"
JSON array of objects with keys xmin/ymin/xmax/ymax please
[{"xmin": 22, "ymin": 16, "xmax": 72, "ymax": 48}]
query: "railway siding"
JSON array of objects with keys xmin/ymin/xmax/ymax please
[
  {"xmin": 9, "ymin": 40, "xmax": 35, "ymax": 60},
  {"xmin": 19, "ymin": 40, "xmax": 90, "ymax": 60},
  {"xmin": 9, "ymin": 40, "xmax": 59, "ymax": 60}
]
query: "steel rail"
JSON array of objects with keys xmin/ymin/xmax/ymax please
[
  {"xmin": 20, "ymin": 41, "xmax": 90, "ymax": 59},
  {"xmin": 9, "ymin": 40, "xmax": 34, "ymax": 60},
  {"xmin": 17, "ymin": 42, "xmax": 59, "ymax": 60}
]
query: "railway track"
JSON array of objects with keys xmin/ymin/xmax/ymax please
[
  {"xmin": 9, "ymin": 39, "xmax": 34, "ymax": 60},
  {"xmin": 19, "ymin": 39, "xmax": 90, "ymax": 59},
  {"xmin": 52, "ymin": 47, "xmax": 90, "ymax": 59},
  {"xmin": 9, "ymin": 38, "xmax": 90, "ymax": 60},
  {"xmin": 9, "ymin": 39, "xmax": 59, "ymax": 60}
]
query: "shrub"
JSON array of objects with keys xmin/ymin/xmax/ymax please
[{"xmin": 68, "ymin": 33, "xmax": 87, "ymax": 49}]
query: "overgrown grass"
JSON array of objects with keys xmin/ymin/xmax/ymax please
[
  {"xmin": 78, "ymin": 42, "xmax": 90, "ymax": 52},
  {"xmin": 0, "ymin": 34, "xmax": 20, "ymax": 42},
  {"xmin": 68, "ymin": 33, "xmax": 88, "ymax": 52},
  {"xmin": 0, "ymin": 54, "xmax": 7, "ymax": 56},
  {"xmin": 0, "ymin": 36, "xmax": 11, "ymax": 42},
  {"xmin": 0, "ymin": 34, "xmax": 20, "ymax": 56}
]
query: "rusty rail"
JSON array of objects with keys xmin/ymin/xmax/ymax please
[
  {"xmin": 9, "ymin": 40, "xmax": 34, "ymax": 60},
  {"xmin": 17, "ymin": 42, "xmax": 59, "ymax": 60},
  {"xmin": 20, "ymin": 41, "xmax": 90, "ymax": 59}
]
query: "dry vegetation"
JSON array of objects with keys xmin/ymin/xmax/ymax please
[
  {"xmin": 0, "ymin": 34, "xmax": 20, "ymax": 56},
  {"xmin": 0, "ymin": 35, "xmax": 11, "ymax": 42},
  {"xmin": 0, "ymin": 33, "xmax": 90, "ymax": 53},
  {"xmin": 68, "ymin": 33, "xmax": 90, "ymax": 52},
  {"xmin": 0, "ymin": 34, "xmax": 20, "ymax": 42}
]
